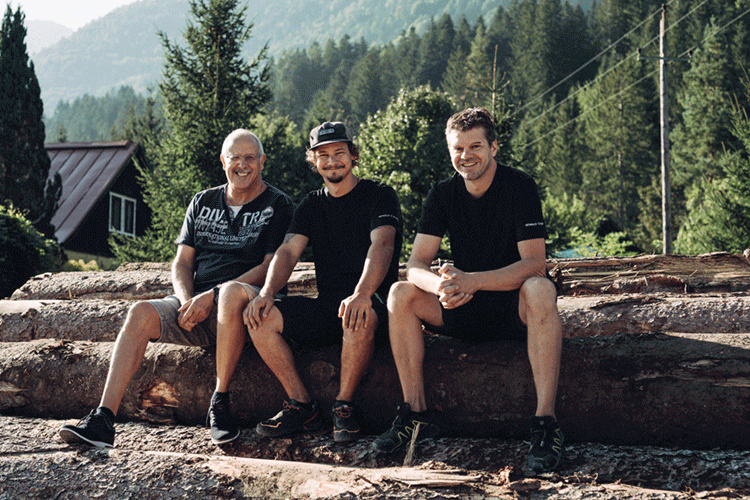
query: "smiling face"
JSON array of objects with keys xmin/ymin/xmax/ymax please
[
  {"xmin": 446, "ymin": 126, "xmax": 498, "ymax": 183},
  {"xmin": 313, "ymin": 141, "xmax": 354, "ymax": 185},
  {"xmin": 221, "ymin": 134, "xmax": 265, "ymax": 197}
]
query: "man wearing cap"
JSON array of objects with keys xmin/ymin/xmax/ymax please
[{"xmin": 240, "ymin": 121, "xmax": 402, "ymax": 442}]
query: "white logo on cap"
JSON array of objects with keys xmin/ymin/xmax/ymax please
[{"xmin": 319, "ymin": 128, "xmax": 336, "ymax": 136}]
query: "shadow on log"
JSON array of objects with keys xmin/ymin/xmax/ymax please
[{"xmin": 2, "ymin": 333, "xmax": 750, "ymax": 450}]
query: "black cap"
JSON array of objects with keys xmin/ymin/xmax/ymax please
[{"xmin": 309, "ymin": 122, "xmax": 353, "ymax": 149}]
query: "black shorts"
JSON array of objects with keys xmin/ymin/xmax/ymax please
[
  {"xmin": 274, "ymin": 293, "xmax": 389, "ymax": 348},
  {"xmin": 426, "ymin": 290, "xmax": 527, "ymax": 342}
]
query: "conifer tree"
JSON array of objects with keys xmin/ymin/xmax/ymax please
[
  {"xmin": 671, "ymin": 21, "xmax": 735, "ymax": 197},
  {"xmin": 576, "ymin": 52, "xmax": 655, "ymax": 237},
  {"xmin": 111, "ymin": 0, "xmax": 270, "ymax": 262},
  {"xmin": 0, "ymin": 5, "xmax": 61, "ymax": 239}
]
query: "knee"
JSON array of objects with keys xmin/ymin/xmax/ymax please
[
  {"xmin": 387, "ymin": 281, "xmax": 420, "ymax": 312},
  {"xmin": 520, "ymin": 277, "xmax": 559, "ymax": 318},
  {"xmin": 122, "ymin": 301, "xmax": 161, "ymax": 341},
  {"xmin": 218, "ymin": 281, "xmax": 252, "ymax": 313}
]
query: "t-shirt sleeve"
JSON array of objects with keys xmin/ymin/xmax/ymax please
[
  {"xmin": 515, "ymin": 175, "xmax": 547, "ymax": 242},
  {"xmin": 416, "ymin": 183, "xmax": 447, "ymax": 238},
  {"xmin": 264, "ymin": 193, "xmax": 294, "ymax": 255},
  {"xmin": 371, "ymin": 185, "xmax": 402, "ymax": 233}
]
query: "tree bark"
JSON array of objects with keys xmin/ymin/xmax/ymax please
[
  {"xmin": 2, "ymin": 294, "xmax": 748, "ymax": 342},
  {"xmin": 2, "ymin": 333, "xmax": 750, "ymax": 449}
]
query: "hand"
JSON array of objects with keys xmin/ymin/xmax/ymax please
[
  {"xmin": 177, "ymin": 290, "xmax": 214, "ymax": 331},
  {"xmin": 338, "ymin": 292, "xmax": 372, "ymax": 331},
  {"xmin": 244, "ymin": 293, "xmax": 275, "ymax": 330},
  {"xmin": 437, "ymin": 264, "xmax": 475, "ymax": 310}
]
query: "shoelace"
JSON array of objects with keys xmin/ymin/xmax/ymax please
[{"xmin": 333, "ymin": 406, "xmax": 352, "ymax": 418}]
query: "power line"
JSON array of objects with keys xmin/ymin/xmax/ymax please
[
  {"xmin": 519, "ymin": 0, "xmax": 750, "ymax": 151},
  {"xmin": 512, "ymin": 2, "xmax": 664, "ymax": 121},
  {"xmin": 519, "ymin": 0, "xmax": 711, "ymax": 134}
]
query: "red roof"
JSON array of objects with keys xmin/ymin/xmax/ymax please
[{"xmin": 46, "ymin": 141, "xmax": 140, "ymax": 245}]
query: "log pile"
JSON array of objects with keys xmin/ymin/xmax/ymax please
[{"xmin": 1, "ymin": 253, "xmax": 750, "ymax": 449}]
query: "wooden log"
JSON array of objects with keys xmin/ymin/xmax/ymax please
[
  {"xmin": 2, "ymin": 294, "xmax": 748, "ymax": 342},
  {"xmin": 2, "ymin": 334, "xmax": 750, "ymax": 449},
  {"xmin": 11, "ymin": 253, "xmax": 750, "ymax": 302}
]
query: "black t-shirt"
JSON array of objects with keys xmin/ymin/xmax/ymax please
[
  {"xmin": 176, "ymin": 183, "xmax": 293, "ymax": 293},
  {"xmin": 418, "ymin": 165, "xmax": 546, "ymax": 273},
  {"xmin": 289, "ymin": 178, "xmax": 402, "ymax": 299}
]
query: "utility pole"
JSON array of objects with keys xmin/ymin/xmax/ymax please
[
  {"xmin": 659, "ymin": 5, "xmax": 671, "ymax": 254},
  {"xmin": 638, "ymin": 4, "xmax": 690, "ymax": 254}
]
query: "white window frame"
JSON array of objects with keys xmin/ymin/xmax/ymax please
[{"xmin": 109, "ymin": 192, "xmax": 137, "ymax": 237}]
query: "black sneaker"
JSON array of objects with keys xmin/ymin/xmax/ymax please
[
  {"xmin": 332, "ymin": 401, "xmax": 360, "ymax": 443},
  {"xmin": 255, "ymin": 399, "xmax": 323, "ymax": 437},
  {"xmin": 59, "ymin": 409, "xmax": 115, "ymax": 448},
  {"xmin": 527, "ymin": 416, "xmax": 564, "ymax": 473},
  {"xmin": 206, "ymin": 397, "xmax": 240, "ymax": 444},
  {"xmin": 371, "ymin": 403, "xmax": 437, "ymax": 453}
]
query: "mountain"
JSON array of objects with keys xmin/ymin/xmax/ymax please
[
  {"xmin": 26, "ymin": 20, "xmax": 73, "ymax": 55},
  {"xmin": 31, "ymin": 0, "xmax": 592, "ymax": 108}
]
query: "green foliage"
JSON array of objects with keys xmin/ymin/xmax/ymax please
[
  {"xmin": 44, "ymin": 86, "xmax": 149, "ymax": 142},
  {"xmin": 0, "ymin": 5, "xmax": 61, "ymax": 239},
  {"xmin": 110, "ymin": 0, "xmax": 272, "ymax": 263},
  {"xmin": 0, "ymin": 205, "xmax": 62, "ymax": 298},
  {"xmin": 675, "ymin": 102, "xmax": 750, "ymax": 254},
  {"xmin": 542, "ymin": 189, "xmax": 591, "ymax": 256},
  {"xmin": 61, "ymin": 259, "xmax": 101, "ymax": 272},
  {"xmin": 357, "ymin": 87, "xmax": 456, "ymax": 260}
]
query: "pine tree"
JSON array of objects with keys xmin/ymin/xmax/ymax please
[
  {"xmin": 111, "ymin": 0, "xmax": 271, "ymax": 262},
  {"xmin": 0, "ymin": 5, "xmax": 61, "ymax": 239},
  {"xmin": 577, "ymin": 52, "xmax": 656, "ymax": 237}
]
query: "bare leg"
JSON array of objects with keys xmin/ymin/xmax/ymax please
[
  {"xmin": 99, "ymin": 301, "xmax": 161, "ymax": 414},
  {"xmin": 519, "ymin": 277, "xmax": 563, "ymax": 418},
  {"xmin": 248, "ymin": 307, "xmax": 311, "ymax": 403},
  {"xmin": 337, "ymin": 316, "xmax": 377, "ymax": 402},
  {"xmin": 215, "ymin": 283, "xmax": 256, "ymax": 393},
  {"xmin": 386, "ymin": 281, "xmax": 443, "ymax": 412}
]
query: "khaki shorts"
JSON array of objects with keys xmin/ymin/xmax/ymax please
[{"xmin": 149, "ymin": 282, "xmax": 259, "ymax": 347}]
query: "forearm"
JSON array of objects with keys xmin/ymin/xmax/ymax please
[
  {"xmin": 470, "ymin": 256, "xmax": 548, "ymax": 292},
  {"xmin": 353, "ymin": 240, "xmax": 394, "ymax": 298},
  {"xmin": 406, "ymin": 259, "xmax": 443, "ymax": 296},
  {"xmin": 259, "ymin": 249, "xmax": 296, "ymax": 297},
  {"xmin": 171, "ymin": 261, "xmax": 195, "ymax": 304}
]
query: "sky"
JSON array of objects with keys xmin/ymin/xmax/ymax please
[{"xmin": 10, "ymin": 0, "xmax": 141, "ymax": 31}]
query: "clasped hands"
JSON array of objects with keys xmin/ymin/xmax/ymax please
[{"xmin": 436, "ymin": 263, "xmax": 476, "ymax": 309}]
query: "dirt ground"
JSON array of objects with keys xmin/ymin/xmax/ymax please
[{"xmin": 1, "ymin": 415, "xmax": 748, "ymax": 499}]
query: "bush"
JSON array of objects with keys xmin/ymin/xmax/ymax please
[{"xmin": 0, "ymin": 205, "xmax": 63, "ymax": 298}]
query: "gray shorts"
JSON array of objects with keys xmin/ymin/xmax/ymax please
[{"xmin": 149, "ymin": 282, "xmax": 259, "ymax": 347}]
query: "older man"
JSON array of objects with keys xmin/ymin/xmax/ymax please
[{"xmin": 59, "ymin": 129, "xmax": 293, "ymax": 447}]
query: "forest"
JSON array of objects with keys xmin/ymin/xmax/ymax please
[{"xmin": 43, "ymin": 0, "xmax": 750, "ymax": 258}]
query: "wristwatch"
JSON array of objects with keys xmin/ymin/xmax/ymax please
[{"xmin": 212, "ymin": 286, "xmax": 220, "ymax": 305}]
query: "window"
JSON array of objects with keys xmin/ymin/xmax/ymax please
[{"xmin": 109, "ymin": 193, "xmax": 137, "ymax": 236}]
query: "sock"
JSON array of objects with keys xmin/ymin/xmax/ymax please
[
  {"xmin": 211, "ymin": 391, "xmax": 230, "ymax": 405},
  {"xmin": 296, "ymin": 400, "xmax": 314, "ymax": 411},
  {"xmin": 97, "ymin": 406, "xmax": 116, "ymax": 423},
  {"xmin": 334, "ymin": 400, "xmax": 352, "ymax": 408}
]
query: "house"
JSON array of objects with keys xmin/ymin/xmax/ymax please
[{"xmin": 46, "ymin": 141, "xmax": 151, "ymax": 267}]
